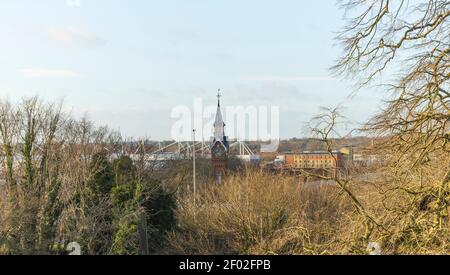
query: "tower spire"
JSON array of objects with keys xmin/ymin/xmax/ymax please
[
  {"xmin": 213, "ymin": 89, "xmax": 225, "ymax": 142},
  {"xmin": 211, "ymin": 89, "xmax": 229, "ymax": 184},
  {"xmin": 217, "ymin": 89, "xmax": 221, "ymax": 107}
]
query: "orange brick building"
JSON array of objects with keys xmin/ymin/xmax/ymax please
[{"xmin": 282, "ymin": 151, "xmax": 346, "ymax": 177}]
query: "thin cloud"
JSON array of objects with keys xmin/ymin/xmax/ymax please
[
  {"xmin": 243, "ymin": 75, "xmax": 336, "ymax": 82},
  {"xmin": 21, "ymin": 68, "xmax": 81, "ymax": 78},
  {"xmin": 48, "ymin": 27, "xmax": 106, "ymax": 48}
]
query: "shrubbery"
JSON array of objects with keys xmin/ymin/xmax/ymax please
[{"xmin": 0, "ymin": 98, "xmax": 176, "ymax": 255}]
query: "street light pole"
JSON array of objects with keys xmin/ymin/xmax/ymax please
[{"xmin": 192, "ymin": 129, "xmax": 196, "ymax": 205}]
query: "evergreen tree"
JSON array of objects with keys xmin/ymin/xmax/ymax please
[
  {"xmin": 113, "ymin": 156, "xmax": 136, "ymax": 186},
  {"xmin": 82, "ymin": 152, "xmax": 115, "ymax": 254},
  {"xmin": 142, "ymin": 181, "xmax": 177, "ymax": 253},
  {"xmin": 89, "ymin": 152, "xmax": 114, "ymax": 197},
  {"xmin": 110, "ymin": 156, "xmax": 140, "ymax": 255}
]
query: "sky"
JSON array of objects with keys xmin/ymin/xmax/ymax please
[{"xmin": 0, "ymin": 0, "xmax": 385, "ymax": 140}]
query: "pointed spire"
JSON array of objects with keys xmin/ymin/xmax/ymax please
[
  {"xmin": 217, "ymin": 89, "xmax": 221, "ymax": 107},
  {"xmin": 214, "ymin": 89, "xmax": 225, "ymax": 142}
]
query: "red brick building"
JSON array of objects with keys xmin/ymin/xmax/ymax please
[
  {"xmin": 282, "ymin": 151, "xmax": 346, "ymax": 177},
  {"xmin": 284, "ymin": 151, "xmax": 344, "ymax": 169}
]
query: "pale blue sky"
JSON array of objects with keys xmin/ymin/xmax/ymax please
[{"xmin": 0, "ymin": 0, "xmax": 384, "ymax": 140}]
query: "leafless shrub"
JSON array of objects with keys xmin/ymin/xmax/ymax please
[
  {"xmin": 165, "ymin": 169, "xmax": 353, "ymax": 255},
  {"xmin": 333, "ymin": 0, "xmax": 450, "ymax": 254}
]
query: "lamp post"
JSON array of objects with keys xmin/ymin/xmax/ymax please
[{"xmin": 192, "ymin": 129, "xmax": 196, "ymax": 205}]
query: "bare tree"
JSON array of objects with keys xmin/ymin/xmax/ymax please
[
  {"xmin": 335, "ymin": 0, "xmax": 450, "ymax": 253},
  {"xmin": 308, "ymin": 108, "xmax": 390, "ymax": 252},
  {"xmin": 0, "ymin": 99, "xmax": 20, "ymax": 191},
  {"xmin": 334, "ymin": 0, "xmax": 449, "ymax": 159}
]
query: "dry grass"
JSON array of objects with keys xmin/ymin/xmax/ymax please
[{"xmin": 165, "ymin": 169, "xmax": 355, "ymax": 255}]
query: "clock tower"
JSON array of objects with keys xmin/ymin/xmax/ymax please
[{"xmin": 211, "ymin": 90, "xmax": 229, "ymax": 184}]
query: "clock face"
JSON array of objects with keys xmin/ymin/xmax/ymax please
[{"xmin": 213, "ymin": 146, "xmax": 223, "ymax": 157}]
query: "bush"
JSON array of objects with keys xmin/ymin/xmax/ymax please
[{"xmin": 165, "ymin": 169, "xmax": 352, "ymax": 255}]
